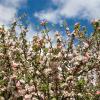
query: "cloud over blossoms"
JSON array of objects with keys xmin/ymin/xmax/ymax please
[
  {"xmin": 34, "ymin": 0, "xmax": 100, "ymax": 23},
  {"xmin": 0, "ymin": 0, "xmax": 27, "ymax": 25}
]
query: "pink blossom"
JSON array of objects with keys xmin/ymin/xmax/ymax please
[
  {"xmin": 83, "ymin": 56, "xmax": 89, "ymax": 63},
  {"xmin": 18, "ymin": 89, "xmax": 26, "ymax": 96},
  {"xmin": 27, "ymin": 86, "xmax": 35, "ymax": 93},
  {"xmin": 85, "ymin": 52, "xmax": 90, "ymax": 59},
  {"xmin": 96, "ymin": 91, "xmax": 100, "ymax": 95},
  {"xmin": 12, "ymin": 62, "xmax": 19, "ymax": 68},
  {"xmin": 24, "ymin": 94, "xmax": 32, "ymax": 100},
  {"xmin": 40, "ymin": 19, "xmax": 48, "ymax": 26},
  {"xmin": 0, "ymin": 53, "xmax": 4, "ymax": 57},
  {"xmin": 16, "ymin": 81, "xmax": 22, "ymax": 90}
]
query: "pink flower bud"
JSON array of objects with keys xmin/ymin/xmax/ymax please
[
  {"xmin": 96, "ymin": 91, "xmax": 100, "ymax": 95},
  {"xmin": 85, "ymin": 52, "xmax": 90, "ymax": 59}
]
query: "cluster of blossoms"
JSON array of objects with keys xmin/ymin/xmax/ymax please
[{"xmin": 0, "ymin": 19, "xmax": 100, "ymax": 100}]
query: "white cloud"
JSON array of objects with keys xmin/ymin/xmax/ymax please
[
  {"xmin": 0, "ymin": 0, "xmax": 27, "ymax": 25},
  {"xmin": 34, "ymin": 0, "xmax": 100, "ymax": 23},
  {"xmin": 59, "ymin": 0, "xmax": 100, "ymax": 19}
]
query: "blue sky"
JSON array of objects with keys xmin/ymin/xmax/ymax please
[
  {"xmin": 0, "ymin": 0, "xmax": 100, "ymax": 40},
  {"xmin": 17, "ymin": 0, "xmax": 94, "ymax": 32}
]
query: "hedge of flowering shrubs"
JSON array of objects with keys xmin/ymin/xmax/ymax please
[{"xmin": 0, "ymin": 19, "xmax": 100, "ymax": 100}]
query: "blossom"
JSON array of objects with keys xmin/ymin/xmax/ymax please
[
  {"xmin": 24, "ymin": 94, "xmax": 32, "ymax": 100},
  {"xmin": 28, "ymin": 86, "xmax": 35, "ymax": 93},
  {"xmin": 0, "ymin": 96, "xmax": 5, "ymax": 100},
  {"xmin": 0, "ymin": 53, "xmax": 4, "ymax": 57},
  {"xmin": 20, "ymin": 79, "xmax": 25, "ymax": 84},
  {"xmin": 66, "ymin": 75, "xmax": 74, "ymax": 81},
  {"xmin": 82, "ymin": 56, "xmax": 89, "ymax": 63},
  {"xmin": 77, "ymin": 93, "xmax": 83, "ymax": 97},
  {"xmin": 11, "ymin": 61, "xmax": 19, "ymax": 68},
  {"xmin": 96, "ymin": 91, "xmax": 100, "ymax": 95},
  {"xmin": 66, "ymin": 27, "xmax": 70, "ymax": 36},
  {"xmin": 74, "ymin": 22, "xmax": 80, "ymax": 29},
  {"xmin": 18, "ymin": 89, "xmax": 26, "ymax": 96},
  {"xmin": 35, "ymin": 70, "xmax": 41, "ymax": 75},
  {"xmin": 85, "ymin": 52, "xmax": 90, "ymax": 58},
  {"xmin": 97, "ymin": 26, "xmax": 100, "ymax": 31},
  {"xmin": 68, "ymin": 53, "xmax": 73, "ymax": 59},
  {"xmin": 40, "ymin": 19, "xmax": 48, "ymax": 26},
  {"xmin": 56, "ymin": 36, "xmax": 62, "ymax": 41},
  {"xmin": 91, "ymin": 19, "xmax": 99, "ymax": 25},
  {"xmin": 0, "ymin": 19, "xmax": 100, "ymax": 99},
  {"xmin": 0, "ymin": 27, "xmax": 4, "ymax": 33},
  {"xmin": 97, "ymin": 54, "xmax": 100, "ymax": 60},
  {"xmin": 25, "ymin": 84, "xmax": 35, "ymax": 93},
  {"xmin": 44, "ymin": 68, "xmax": 51, "ymax": 75},
  {"xmin": 74, "ymin": 61, "xmax": 80, "ymax": 66},
  {"xmin": 76, "ymin": 55, "xmax": 83, "ymax": 61},
  {"xmin": 83, "ymin": 42, "xmax": 89, "ymax": 49},
  {"xmin": 16, "ymin": 81, "xmax": 22, "ymax": 90},
  {"xmin": 57, "ymin": 52, "xmax": 62, "ymax": 58}
]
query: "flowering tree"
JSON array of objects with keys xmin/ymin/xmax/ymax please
[{"xmin": 0, "ymin": 19, "xmax": 100, "ymax": 100}]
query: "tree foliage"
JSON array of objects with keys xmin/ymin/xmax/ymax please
[{"xmin": 0, "ymin": 19, "xmax": 100, "ymax": 100}]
